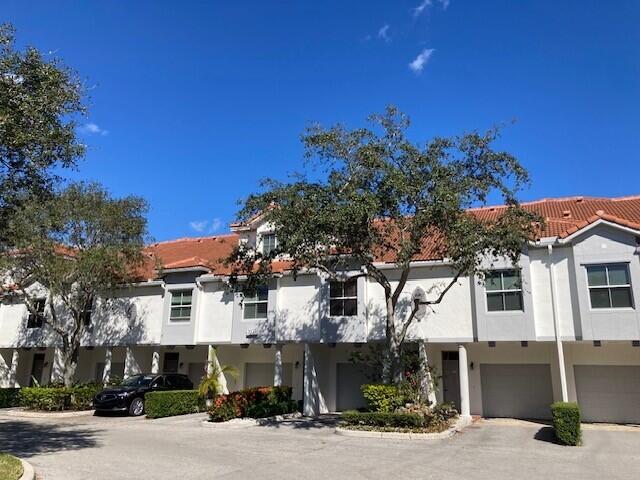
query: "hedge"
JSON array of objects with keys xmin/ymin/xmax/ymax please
[
  {"xmin": 342, "ymin": 410, "xmax": 426, "ymax": 428},
  {"xmin": 361, "ymin": 384, "xmax": 405, "ymax": 413},
  {"xmin": 0, "ymin": 388, "xmax": 21, "ymax": 408},
  {"xmin": 19, "ymin": 384, "xmax": 102, "ymax": 411},
  {"xmin": 551, "ymin": 402, "xmax": 581, "ymax": 446},
  {"xmin": 145, "ymin": 390, "xmax": 203, "ymax": 419},
  {"xmin": 208, "ymin": 386, "xmax": 297, "ymax": 422}
]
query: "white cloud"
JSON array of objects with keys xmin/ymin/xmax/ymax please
[
  {"xmin": 189, "ymin": 220, "xmax": 208, "ymax": 233},
  {"xmin": 209, "ymin": 218, "xmax": 222, "ymax": 233},
  {"xmin": 439, "ymin": 0, "xmax": 450, "ymax": 9},
  {"xmin": 188, "ymin": 218, "xmax": 223, "ymax": 234},
  {"xmin": 378, "ymin": 24, "xmax": 391, "ymax": 42},
  {"xmin": 409, "ymin": 48, "xmax": 435, "ymax": 74},
  {"xmin": 413, "ymin": 0, "xmax": 432, "ymax": 17},
  {"xmin": 78, "ymin": 122, "xmax": 108, "ymax": 136}
]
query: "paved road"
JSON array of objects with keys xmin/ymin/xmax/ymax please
[{"xmin": 0, "ymin": 412, "xmax": 639, "ymax": 479}]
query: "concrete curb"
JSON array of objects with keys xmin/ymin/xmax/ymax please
[
  {"xmin": 19, "ymin": 458, "xmax": 35, "ymax": 480},
  {"xmin": 0, "ymin": 407, "xmax": 95, "ymax": 418},
  {"xmin": 201, "ymin": 412, "xmax": 303, "ymax": 428},
  {"xmin": 335, "ymin": 415, "xmax": 472, "ymax": 440}
]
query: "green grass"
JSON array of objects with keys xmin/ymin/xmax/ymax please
[{"xmin": 0, "ymin": 453, "xmax": 23, "ymax": 480}]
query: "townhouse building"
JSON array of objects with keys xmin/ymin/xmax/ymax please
[{"xmin": 1, "ymin": 196, "xmax": 639, "ymax": 423}]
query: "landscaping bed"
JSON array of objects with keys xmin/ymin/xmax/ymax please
[
  {"xmin": 145, "ymin": 390, "xmax": 204, "ymax": 419},
  {"xmin": 0, "ymin": 453, "xmax": 23, "ymax": 480},
  {"xmin": 208, "ymin": 386, "xmax": 297, "ymax": 422},
  {"xmin": 18, "ymin": 384, "xmax": 102, "ymax": 411}
]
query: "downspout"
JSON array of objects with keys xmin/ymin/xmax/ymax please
[{"xmin": 547, "ymin": 244, "xmax": 569, "ymax": 402}]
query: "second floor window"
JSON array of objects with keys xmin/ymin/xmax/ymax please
[
  {"xmin": 485, "ymin": 269, "xmax": 523, "ymax": 312},
  {"xmin": 262, "ymin": 233, "xmax": 276, "ymax": 256},
  {"xmin": 81, "ymin": 299, "xmax": 93, "ymax": 326},
  {"xmin": 27, "ymin": 299, "xmax": 46, "ymax": 328},
  {"xmin": 243, "ymin": 286, "xmax": 268, "ymax": 319},
  {"xmin": 170, "ymin": 290, "xmax": 192, "ymax": 321},
  {"xmin": 329, "ymin": 278, "xmax": 358, "ymax": 317},
  {"xmin": 587, "ymin": 264, "xmax": 633, "ymax": 309}
]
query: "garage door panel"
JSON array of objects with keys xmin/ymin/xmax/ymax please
[
  {"xmin": 336, "ymin": 363, "xmax": 375, "ymax": 411},
  {"xmin": 574, "ymin": 365, "xmax": 640, "ymax": 424},
  {"xmin": 481, "ymin": 364, "xmax": 553, "ymax": 420},
  {"xmin": 245, "ymin": 362, "xmax": 293, "ymax": 389}
]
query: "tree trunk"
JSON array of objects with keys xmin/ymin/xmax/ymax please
[
  {"xmin": 61, "ymin": 337, "xmax": 80, "ymax": 387},
  {"xmin": 384, "ymin": 293, "xmax": 404, "ymax": 385}
]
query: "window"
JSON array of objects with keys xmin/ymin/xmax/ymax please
[
  {"xmin": 485, "ymin": 269, "xmax": 523, "ymax": 312},
  {"xmin": 169, "ymin": 290, "xmax": 192, "ymax": 321},
  {"xmin": 27, "ymin": 299, "xmax": 45, "ymax": 328},
  {"xmin": 243, "ymin": 286, "xmax": 268, "ymax": 319},
  {"xmin": 586, "ymin": 264, "xmax": 633, "ymax": 309},
  {"xmin": 329, "ymin": 278, "xmax": 358, "ymax": 317},
  {"xmin": 81, "ymin": 300, "xmax": 93, "ymax": 326},
  {"xmin": 262, "ymin": 233, "xmax": 276, "ymax": 256}
]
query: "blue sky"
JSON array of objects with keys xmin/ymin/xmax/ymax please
[{"xmin": 4, "ymin": 1, "xmax": 639, "ymax": 241}]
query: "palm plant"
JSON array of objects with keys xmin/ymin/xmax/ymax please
[{"xmin": 198, "ymin": 363, "xmax": 238, "ymax": 399}]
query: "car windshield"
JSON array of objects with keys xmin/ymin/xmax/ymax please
[{"xmin": 119, "ymin": 375, "xmax": 155, "ymax": 387}]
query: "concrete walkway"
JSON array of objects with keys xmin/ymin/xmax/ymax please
[{"xmin": 0, "ymin": 412, "xmax": 638, "ymax": 479}]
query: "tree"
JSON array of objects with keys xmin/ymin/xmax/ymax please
[
  {"xmin": 228, "ymin": 107, "xmax": 540, "ymax": 384},
  {"xmin": 0, "ymin": 23, "xmax": 85, "ymax": 238},
  {"xmin": 0, "ymin": 182, "xmax": 149, "ymax": 386}
]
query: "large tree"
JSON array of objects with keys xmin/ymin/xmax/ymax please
[
  {"xmin": 0, "ymin": 182, "xmax": 148, "ymax": 386},
  {"xmin": 0, "ymin": 23, "xmax": 85, "ymax": 238},
  {"xmin": 228, "ymin": 107, "xmax": 540, "ymax": 383}
]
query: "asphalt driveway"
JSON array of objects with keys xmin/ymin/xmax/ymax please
[{"xmin": 0, "ymin": 412, "xmax": 638, "ymax": 479}]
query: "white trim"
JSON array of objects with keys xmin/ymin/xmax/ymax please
[{"xmin": 557, "ymin": 219, "xmax": 640, "ymax": 244}]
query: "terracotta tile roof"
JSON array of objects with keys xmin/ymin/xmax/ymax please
[{"xmin": 139, "ymin": 195, "xmax": 640, "ymax": 277}]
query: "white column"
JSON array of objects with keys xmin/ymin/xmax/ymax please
[
  {"xmin": 102, "ymin": 348, "xmax": 112, "ymax": 386},
  {"xmin": 458, "ymin": 344, "xmax": 470, "ymax": 417},
  {"xmin": 151, "ymin": 348, "xmax": 160, "ymax": 375},
  {"xmin": 418, "ymin": 341, "xmax": 437, "ymax": 406},
  {"xmin": 274, "ymin": 344, "xmax": 283, "ymax": 387},
  {"xmin": 124, "ymin": 346, "xmax": 139, "ymax": 378},
  {"xmin": 303, "ymin": 343, "xmax": 318, "ymax": 416},
  {"xmin": 207, "ymin": 345, "xmax": 228, "ymax": 394},
  {"xmin": 548, "ymin": 245, "xmax": 569, "ymax": 402},
  {"xmin": 9, "ymin": 349, "xmax": 19, "ymax": 388},
  {"xmin": 50, "ymin": 348, "xmax": 65, "ymax": 384}
]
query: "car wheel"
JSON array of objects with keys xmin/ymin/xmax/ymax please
[{"xmin": 129, "ymin": 397, "xmax": 144, "ymax": 416}]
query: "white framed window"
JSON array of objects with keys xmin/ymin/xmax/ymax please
[
  {"xmin": 262, "ymin": 233, "xmax": 276, "ymax": 256},
  {"xmin": 243, "ymin": 285, "xmax": 268, "ymax": 320},
  {"xmin": 329, "ymin": 278, "xmax": 358, "ymax": 317},
  {"xmin": 27, "ymin": 298, "xmax": 46, "ymax": 328},
  {"xmin": 170, "ymin": 290, "xmax": 193, "ymax": 321},
  {"xmin": 586, "ymin": 264, "xmax": 634, "ymax": 309},
  {"xmin": 485, "ymin": 269, "xmax": 523, "ymax": 312}
]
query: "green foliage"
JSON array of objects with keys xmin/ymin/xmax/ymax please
[
  {"xmin": 145, "ymin": 390, "xmax": 203, "ymax": 419},
  {"xmin": 208, "ymin": 386, "xmax": 297, "ymax": 422},
  {"xmin": 18, "ymin": 384, "xmax": 101, "ymax": 411},
  {"xmin": 342, "ymin": 411, "xmax": 427, "ymax": 428},
  {"xmin": 551, "ymin": 402, "xmax": 581, "ymax": 446},
  {"xmin": 0, "ymin": 453, "xmax": 23, "ymax": 480},
  {"xmin": 0, "ymin": 388, "xmax": 21, "ymax": 408},
  {"xmin": 198, "ymin": 356, "xmax": 238, "ymax": 399},
  {"xmin": 361, "ymin": 384, "xmax": 405, "ymax": 413},
  {"xmin": 228, "ymin": 107, "xmax": 540, "ymax": 382},
  {"xmin": 0, "ymin": 182, "xmax": 149, "ymax": 386},
  {"xmin": 0, "ymin": 23, "xmax": 85, "ymax": 234},
  {"xmin": 431, "ymin": 402, "xmax": 458, "ymax": 423}
]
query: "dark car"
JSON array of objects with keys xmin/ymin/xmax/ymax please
[{"xmin": 93, "ymin": 373, "xmax": 194, "ymax": 416}]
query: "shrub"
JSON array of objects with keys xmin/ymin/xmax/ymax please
[
  {"xmin": 208, "ymin": 386, "xmax": 297, "ymax": 422},
  {"xmin": 432, "ymin": 402, "xmax": 458, "ymax": 423},
  {"xmin": 145, "ymin": 390, "xmax": 203, "ymax": 419},
  {"xmin": 0, "ymin": 388, "xmax": 21, "ymax": 408},
  {"xmin": 18, "ymin": 383, "xmax": 102, "ymax": 411},
  {"xmin": 361, "ymin": 384, "xmax": 405, "ymax": 413},
  {"xmin": 341, "ymin": 411, "xmax": 426, "ymax": 428},
  {"xmin": 19, "ymin": 386, "xmax": 71, "ymax": 411},
  {"xmin": 551, "ymin": 402, "xmax": 581, "ymax": 446}
]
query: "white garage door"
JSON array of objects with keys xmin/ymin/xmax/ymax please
[
  {"xmin": 336, "ymin": 363, "xmax": 375, "ymax": 411},
  {"xmin": 480, "ymin": 364, "xmax": 554, "ymax": 420},
  {"xmin": 244, "ymin": 362, "xmax": 293, "ymax": 389},
  {"xmin": 574, "ymin": 365, "xmax": 640, "ymax": 424}
]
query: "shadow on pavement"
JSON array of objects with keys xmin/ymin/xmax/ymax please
[
  {"xmin": 0, "ymin": 420, "xmax": 99, "ymax": 458},
  {"xmin": 256, "ymin": 413, "xmax": 341, "ymax": 430},
  {"xmin": 533, "ymin": 426, "xmax": 560, "ymax": 444}
]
